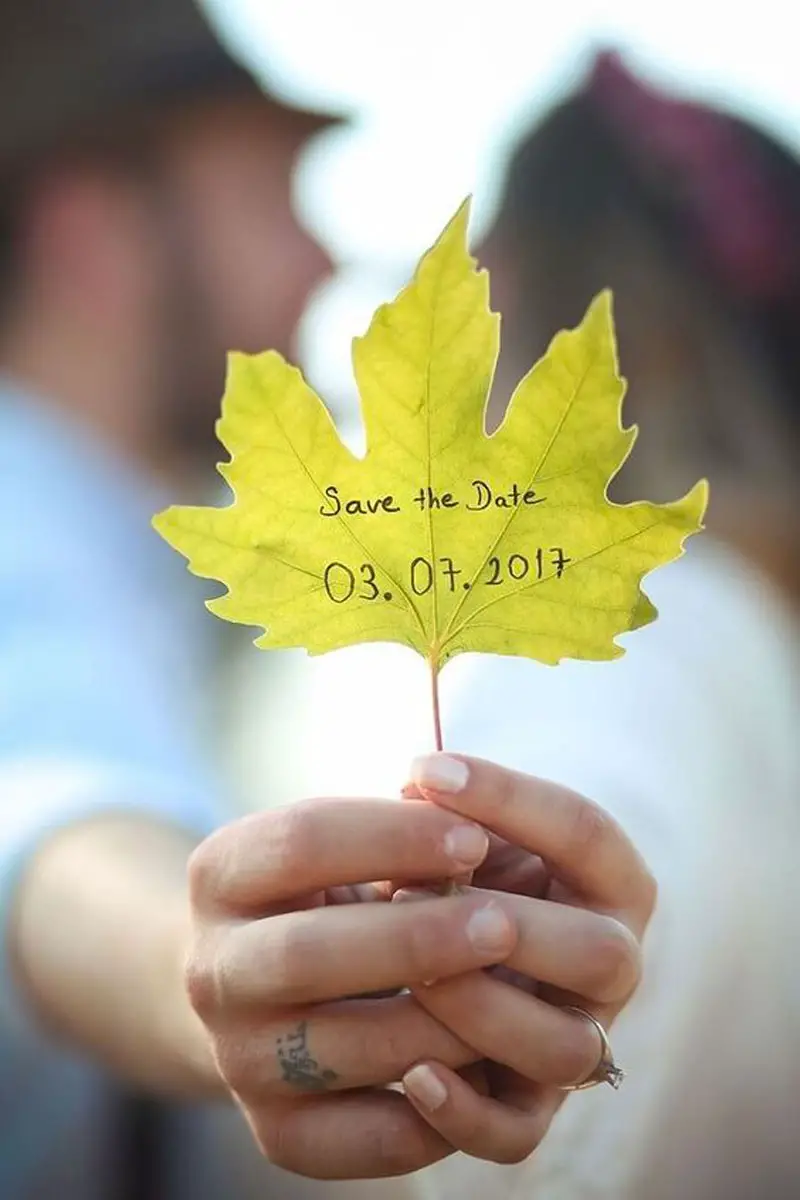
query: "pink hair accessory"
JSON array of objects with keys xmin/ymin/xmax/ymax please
[{"xmin": 587, "ymin": 51, "xmax": 796, "ymax": 303}]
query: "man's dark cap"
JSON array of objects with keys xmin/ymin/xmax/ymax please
[{"xmin": 0, "ymin": 0, "xmax": 341, "ymax": 173}]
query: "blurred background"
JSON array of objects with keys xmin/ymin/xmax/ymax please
[
  {"xmin": 209, "ymin": 0, "xmax": 800, "ymax": 414},
  {"xmin": 203, "ymin": 0, "xmax": 800, "ymax": 812},
  {"xmin": 1, "ymin": 0, "xmax": 798, "ymax": 1195}
]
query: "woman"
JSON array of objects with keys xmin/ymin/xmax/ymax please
[{"xmin": 409, "ymin": 51, "xmax": 800, "ymax": 1199}]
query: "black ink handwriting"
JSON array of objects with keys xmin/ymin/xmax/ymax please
[{"xmin": 319, "ymin": 484, "xmax": 401, "ymax": 517}]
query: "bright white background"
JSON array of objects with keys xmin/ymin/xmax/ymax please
[
  {"xmin": 202, "ymin": 0, "xmax": 799, "ymax": 808},
  {"xmin": 207, "ymin": 0, "xmax": 799, "ymax": 416}
]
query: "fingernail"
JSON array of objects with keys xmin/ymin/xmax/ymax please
[
  {"xmin": 403, "ymin": 1064, "xmax": 448, "ymax": 1111},
  {"xmin": 466, "ymin": 903, "xmax": 514, "ymax": 955},
  {"xmin": 412, "ymin": 753, "xmax": 469, "ymax": 793},
  {"xmin": 392, "ymin": 888, "xmax": 437, "ymax": 904},
  {"xmin": 443, "ymin": 823, "xmax": 488, "ymax": 868}
]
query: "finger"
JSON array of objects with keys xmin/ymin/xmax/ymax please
[
  {"xmin": 394, "ymin": 888, "xmax": 641, "ymax": 1004},
  {"xmin": 472, "ymin": 841, "xmax": 548, "ymax": 898},
  {"xmin": 212, "ymin": 993, "xmax": 478, "ymax": 1097},
  {"xmin": 402, "ymin": 1062, "xmax": 561, "ymax": 1164},
  {"xmin": 383, "ymin": 844, "xmax": 547, "ymax": 903},
  {"xmin": 188, "ymin": 798, "xmax": 490, "ymax": 915},
  {"xmin": 396, "ymin": 780, "xmax": 480, "ymax": 892},
  {"xmin": 395, "ymin": 784, "xmax": 546, "ymax": 900},
  {"xmin": 396, "ymin": 779, "xmax": 476, "ymax": 892},
  {"xmin": 410, "ymin": 972, "xmax": 606, "ymax": 1088},
  {"xmin": 410, "ymin": 753, "xmax": 656, "ymax": 919},
  {"xmin": 249, "ymin": 1091, "xmax": 452, "ymax": 1179},
  {"xmin": 188, "ymin": 894, "xmax": 516, "ymax": 1009}
]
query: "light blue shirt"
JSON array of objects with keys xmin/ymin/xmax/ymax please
[{"xmin": 0, "ymin": 379, "xmax": 226, "ymax": 1194}]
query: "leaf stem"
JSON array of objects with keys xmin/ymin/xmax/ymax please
[
  {"xmin": 429, "ymin": 658, "xmax": 443, "ymax": 751},
  {"xmin": 428, "ymin": 657, "xmax": 460, "ymax": 895}
]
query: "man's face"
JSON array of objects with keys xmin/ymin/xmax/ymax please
[{"xmin": 149, "ymin": 94, "xmax": 333, "ymax": 465}]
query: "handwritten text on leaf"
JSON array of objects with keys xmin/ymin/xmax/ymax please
[{"xmin": 154, "ymin": 202, "xmax": 707, "ymax": 670}]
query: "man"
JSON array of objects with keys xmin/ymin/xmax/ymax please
[{"xmin": 0, "ymin": 0, "xmax": 337, "ymax": 1193}]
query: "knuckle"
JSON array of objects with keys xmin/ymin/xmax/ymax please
[
  {"xmin": 447, "ymin": 1106, "xmax": 486, "ymax": 1150},
  {"xmin": 490, "ymin": 762, "xmax": 520, "ymax": 814},
  {"xmin": 493, "ymin": 1135, "xmax": 539, "ymax": 1165},
  {"xmin": 359, "ymin": 1015, "xmax": 412, "ymax": 1079},
  {"xmin": 585, "ymin": 918, "xmax": 642, "ymax": 1002},
  {"xmin": 259, "ymin": 1103, "xmax": 436, "ymax": 1180},
  {"xmin": 553, "ymin": 1013, "xmax": 602, "ymax": 1086},
  {"xmin": 187, "ymin": 819, "xmax": 262, "ymax": 911},
  {"xmin": 187, "ymin": 836, "xmax": 224, "ymax": 909},
  {"xmin": 265, "ymin": 921, "xmax": 313, "ymax": 1002},
  {"xmin": 256, "ymin": 1107, "xmax": 302, "ymax": 1172},
  {"xmin": 269, "ymin": 802, "xmax": 321, "ymax": 881},
  {"xmin": 563, "ymin": 794, "xmax": 613, "ymax": 859},
  {"xmin": 183, "ymin": 945, "xmax": 222, "ymax": 1021},
  {"xmin": 493, "ymin": 1110, "xmax": 549, "ymax": 1164},
  {"xmin": 214, "ymin": 1030, "xmax": 264, "ymax": 1097},
  {"xmin": 373, "ymin": 802, "xmax": 429, "ymax": 857},
  {"xmin": 402, "ymin": 909, "xmax": 455, "ymax": 981},
  {"xmin": 375, "ymin": 1109, "xmax": 439, "ymax": 1175},
  {"xmin": 639, "ymin": 863, "xmax": 659, "ymax": 921}
]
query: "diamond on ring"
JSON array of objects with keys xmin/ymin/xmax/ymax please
[
  {"xmin": 605, "ymin": 1063, "xmax": 625, "ymax": 1090},
  {"xmin": 561, "ymin": 1005, "xmax": 625, "ymax": 1092}
]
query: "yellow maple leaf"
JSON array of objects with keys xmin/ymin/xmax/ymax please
[{"xmin": 154, "ymin": 201, "xmax": 707, "ymax": 688}]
